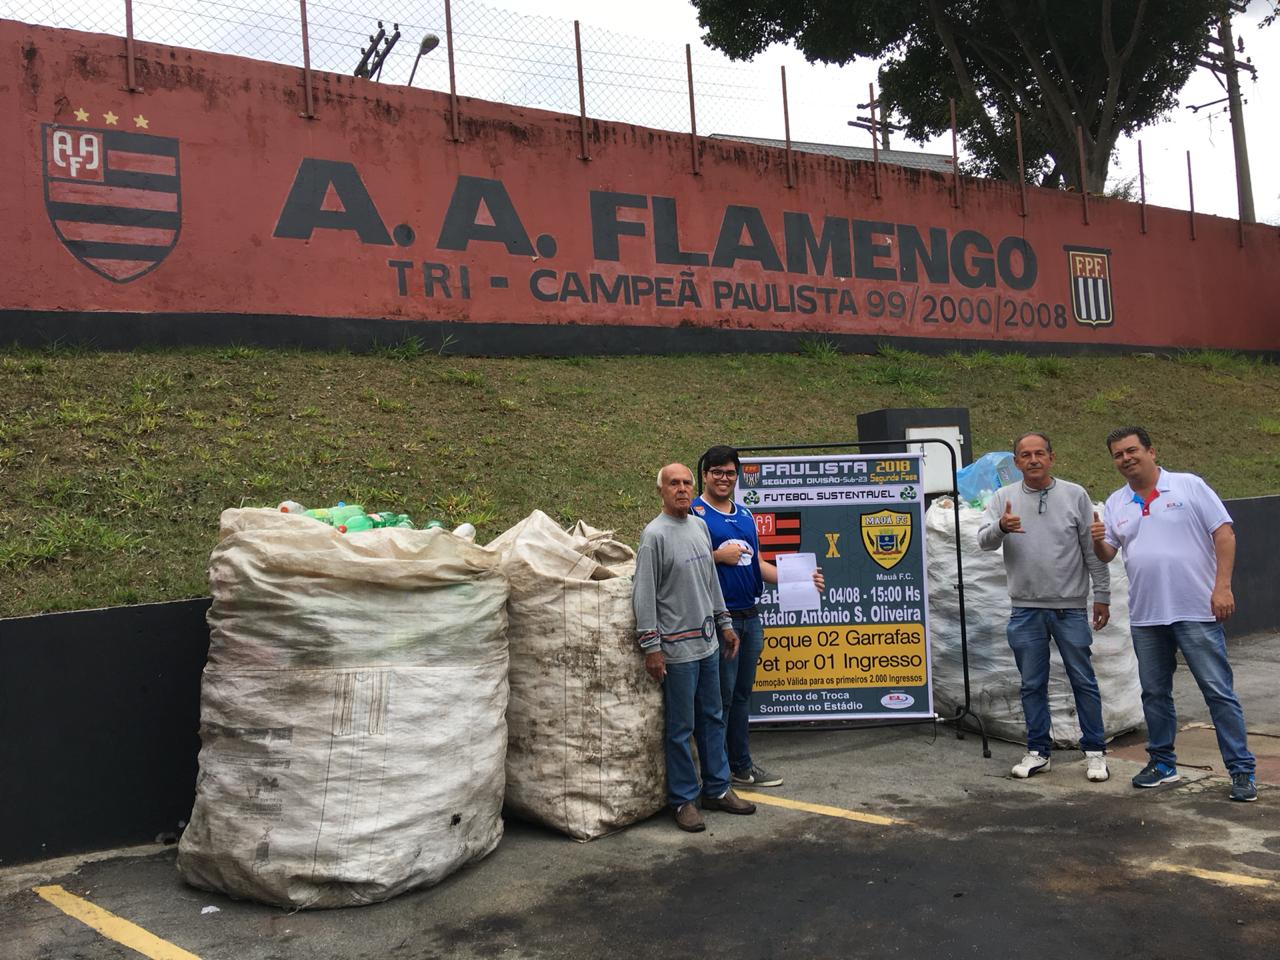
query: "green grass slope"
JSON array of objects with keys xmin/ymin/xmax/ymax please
[{"xmin": 3, "ymin": 342, "xmax": 1278, "ymax": 617}]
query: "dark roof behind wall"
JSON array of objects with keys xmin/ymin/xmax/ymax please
[{"xmin": 710, "ymin": 134, "xmax": 954, "ymax": 174}]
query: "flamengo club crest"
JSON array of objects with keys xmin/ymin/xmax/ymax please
[
  {"xmin": 42, "ymin": 113, "xmax": 181, "ymax": 283},
  {"xmin": 861, "ymin": 510, "xmax": 912, "ymax": 570},
  {"xmin": 1064, "ymin": 245, "xmax": 1113, "ymax": 327}
]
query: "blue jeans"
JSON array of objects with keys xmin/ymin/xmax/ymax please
[
  {"xmin": 1007, "ymin": 607, "xmax": 1106, "ymax": 754},
  {"xmin": 719, "ymin": 613, "xmax": 765, "ymax": 775},
  {"xmin": 662, "ymin": 651, "xmax": 731, "ymax": 807},
  {"xmin": 1130, "ymin": 620, "xmax": 1255, "ymax": 775}
]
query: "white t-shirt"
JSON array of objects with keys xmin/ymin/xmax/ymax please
[{"xmin": 1102, "ymin": 468, "xmax": 1232, "ymax": 626}]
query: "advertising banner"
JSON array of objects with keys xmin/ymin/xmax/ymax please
[{"xmin": 740, "ymin": 453, "xmax": 933, "ymax": 721}]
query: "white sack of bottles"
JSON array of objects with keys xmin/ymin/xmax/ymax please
[
  {"xmin": 925, "ymin": 499, "xmax": 1144, "ymax": 746},
  {"xmin": 490, "ymin": 511, "xmax": 665, "ymax": 841},
  {"xmin": 177, "ymin": 508, "xmax": 510, "ymax": 909}
]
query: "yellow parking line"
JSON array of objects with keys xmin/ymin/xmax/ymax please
[
  {"xmin": 1149, "ymin": 863, "xmax": 1275, "ymax": 889},
  {"xmin": 734, "ymin": 790, "xmax": 905, "ymax": 826},
  {"xmin": 33, "ymin": 884, "xmax": 201, "ymax": 960}
]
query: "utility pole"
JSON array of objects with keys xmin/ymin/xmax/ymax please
[
  {"xmin": 849, "ymin": 95, "xmax": 907, "ymax": 150},
  {"xmin": 1198, "ymin": 3, "xmax": 1256, "ymax": 223},
  {"xmin": 1218, "ymin": 10, "xmax": 1254, "ymax": 223}
]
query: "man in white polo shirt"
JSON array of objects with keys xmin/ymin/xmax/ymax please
[{"xmin": 1090, "ymin": 426, "xmax": 1257, "ymax": 801}]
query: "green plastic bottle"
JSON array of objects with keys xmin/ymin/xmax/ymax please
[
  {"xmin": 368, "ymin": 512, "xmax": 414, "ymax": 529},
  {"xmin": 330, "ymin": 504, "xmax": 365, "ymax": 525},
  {"xmin": 338, "ymin": 513, "xmax": 375, "ymax": 532}
]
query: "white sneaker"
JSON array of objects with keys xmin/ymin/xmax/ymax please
[
  {"xmin": 1011, "ymin": 752, "xmax": 1050, "ymax": 778},
  {"xmin": 1085, "ymin": 751, "xmax": 1110, "ymax": 782}
]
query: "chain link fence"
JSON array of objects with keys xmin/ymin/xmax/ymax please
[
  {"xmin": 2, "ymin": 0, "xmax": 1272, "ymax": 223},
  {"xmin": 2, "ymin": 0, "xmax": 854, "ymax": 141}
]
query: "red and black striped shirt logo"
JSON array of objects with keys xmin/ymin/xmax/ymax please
[
  {"xmin": 754, "ymin": 510, "xmax": 802, "ymax": 561},
  {"xmin": 43, "ymin": 125, "xmax": 181, "ymax": 283}
]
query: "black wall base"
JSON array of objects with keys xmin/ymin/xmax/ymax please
[
  {"xmin": 0, "ymin": 599, "xmax": 210, "ymax": 866},
  {"xmin": 4, "ymin": 309, "xmax": 1267, "ymax": 359}
]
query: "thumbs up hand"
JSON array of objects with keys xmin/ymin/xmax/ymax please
[
  {"xmin": 1089, "ymin": 510, "xmax": 1106, "ymax": 544},
  {"xmin": 999, "ymin": 499, "xmax": 1024, "ymax": 534}
]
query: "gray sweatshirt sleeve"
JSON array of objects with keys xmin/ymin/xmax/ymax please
[
  {"xmin": 632, "ymin": 534, "xmax": 662, "ymax": 653},
  {"xmin": 1078, "ymin": 489, "xmax": 1111, "ymax": 604},
  {"xmin": 976, "ymin": 487, "xmax": 1008, "ymax": 551}
]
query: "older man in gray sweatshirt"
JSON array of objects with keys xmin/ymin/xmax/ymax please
[
  {"xmin": 634, "ymin": 462, "xmax": 757, "ymax": 832},
  {"xmin": 978, "ymin": 432, "xmax": 1112, "ymax": 782}
]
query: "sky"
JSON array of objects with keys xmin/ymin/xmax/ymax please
[{"xmin": 492, "ymin": 0, "xmax": 1280, "ymax": 225}]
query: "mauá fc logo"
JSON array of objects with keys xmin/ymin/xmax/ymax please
[
  {"xmin": 42, "ymin": 112, "xmax": 181, "ymax": 283},
  {"xmin": 861, "ymin": 510, "xmax": 912, "ymax": 570}
]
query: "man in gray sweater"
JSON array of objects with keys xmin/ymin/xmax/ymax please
[
  {"xmin": 978, "ymin": 432, "xmax": 1112, "ymax": 782},
  {"xmin": 634, "ymin": 462, "xmax": 757, "ymax": 832}
]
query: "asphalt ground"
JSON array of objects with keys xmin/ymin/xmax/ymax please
[{"xmin": 5, "ymin": 633, "xmax": 1279, "ymax": 960}]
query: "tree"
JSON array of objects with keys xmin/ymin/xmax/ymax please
[{"xmin": 692, "ymin": 0, "xmax": 1224, "ymax": 192}]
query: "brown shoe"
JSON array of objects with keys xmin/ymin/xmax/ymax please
[
  {"xmin": 701, "ymin": 788, "xmax": 756, "ymax": 815},
  {"xmin": 674, "ymin": 802, "xmax": 705, "ymax": 832}
]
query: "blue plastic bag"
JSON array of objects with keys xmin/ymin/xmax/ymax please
[{"xmin": 956, "ymin": 451, "xmax": 1020, "ymax": 507}]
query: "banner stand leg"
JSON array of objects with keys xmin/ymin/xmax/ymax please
[{"xmin": 937, "ymin": 481, "xmax": 991, "ymax": 757}]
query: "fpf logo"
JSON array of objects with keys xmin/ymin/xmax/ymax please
[{"xmin": 1064, "ymin": 245, "xmax": 1113, "ymax": 327}]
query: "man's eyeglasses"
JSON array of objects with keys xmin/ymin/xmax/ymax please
[
  {"xmin": 708, "ymin": 468, "xmax": 738, "ymax": 480},
  {"xmin": 1037, "ymin": 488, "xmax": 1048, "ymax": 514}
]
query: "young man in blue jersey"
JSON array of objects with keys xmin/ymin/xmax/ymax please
[{"xmin": 695, "ymin": 445, "xmax": 823, "ymax": 788}]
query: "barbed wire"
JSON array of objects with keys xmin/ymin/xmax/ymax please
[
  {"xmin": 0, "ymin": 0, "xmax": 842, "ymax": 137},
  {"xmin": 1, "ymin": 0, "xmax": 1271, "ymax": 220}
]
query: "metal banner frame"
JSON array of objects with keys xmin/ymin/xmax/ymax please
[{"xmin": 698, "ymin": 438, "xmax": 990, "ymax": 757}]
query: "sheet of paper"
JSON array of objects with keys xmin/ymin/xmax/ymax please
[{"xmin": 776, "ymin": 552, "xmax": 821, "ymax": 612}]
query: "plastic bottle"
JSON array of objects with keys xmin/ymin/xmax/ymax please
[
  {"xmin": 278, "ymin": 500, "xmax": 306, "ymax": 514},
  {"xmin": 424, "ymin": 519, "xmax": 445, "ymax": 530},
  {"xmin": 368, "ymin": 512, "xmax": 414, "ymax": 529},
  {"xmin": 330, "ymin": 504, "xmax": 365, "ymax": 525},
  {"xmin": 304, "ymin": 508, "xmax": 334, "ymax": 524},
  {"xmin": 452, "ymin": 522, "xmax": 477, "ymax": 542},
  {"xmin": 338, "ymin": 513, "xmax": 375, "ymax": 532}
]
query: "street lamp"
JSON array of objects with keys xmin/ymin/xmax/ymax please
[{"xmin": 408, "ymin": 33, "xmax": 441, "ymax": 88}]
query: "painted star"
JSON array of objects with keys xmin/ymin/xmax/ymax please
[
  {"xmin": 133, "ymin": 114, "xmax": 149, "ymax": 129},
  {"xmin": 103, "ymin": 111, "xmax": 119, "ymax": 125},
  {"xmin": 73, "ymin": 107, "xmax": 90, "ymax": 122}
]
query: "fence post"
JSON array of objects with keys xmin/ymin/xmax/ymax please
[
  {"xmin": 1014, "ymin": 112, "xmax": 1027, "ymax": 218},
  {"xmin": 1187, "ymin": 150, "xmax": 1197, "ymax": 240},
  {"xmin": 869, "ymin": 83, "xmax": 881, "ymax": 200},
  {"xmin": 685, "ymin": 45, "xmax": 700, "ymax": 176},
  {"xmin": 949, "ymin": 98, "xmax": 961, "ymax": 209},
  {"xmin": 445, "ymin": 0, "xmax": 462, "ymax": 141},
  {"xmin": 781, "ymin": 66, "xmax": 794, "ymax": 189},
  {"xmin": 123, "ymin": 0, "xmax": 142, "ymax": 93},
  {"xmin": 1076, "ymin": 125, "xmax": 1089, "ymax": 225},
  {"xmin": 573, "ymin": 21, "xmax": 590, "ymax": 162},
  {"xmin": 1138, "ymin": 140, "xmax": 1147, "ymax": 235},
  {"xmin": 298, "ymin": 0, "xmax": 315, "ymax": 118}
]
